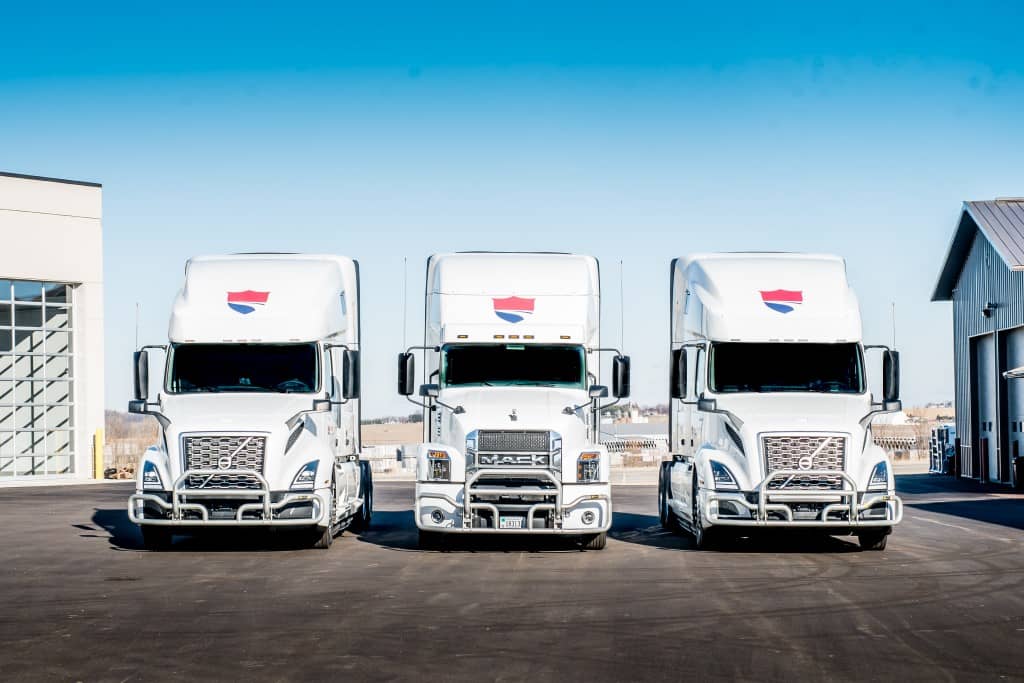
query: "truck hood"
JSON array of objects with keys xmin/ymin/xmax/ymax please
[
  {"xmin": 439, "ymin": 386, "xmax": 592, "ymax": 447},
  {"xmin": 715, "ymin": 393, "xmax": 872, "ymax": 433},
  {"xmin": 159, "ymin": 392, "xmax": 319, "ymax": 432}
]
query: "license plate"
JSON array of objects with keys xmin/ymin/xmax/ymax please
[{"xmin": 499, "ymin": 516, "xmax": 524, "ymax": 529}]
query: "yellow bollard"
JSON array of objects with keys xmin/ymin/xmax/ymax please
[{"xmin": 93, "ymin": 428, "xmax": 105, "ymax": 480}]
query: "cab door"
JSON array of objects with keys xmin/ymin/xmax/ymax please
[{"xmin": 325, "ymin": 346, "xmax": 359, "ymax": 509}]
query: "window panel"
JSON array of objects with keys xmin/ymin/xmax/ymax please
[
  {"xmin": 45, "ymin": 331, "xmax": 71, "ymax": 355},
  {"xmin": 44, "ymin": 354, "xmax": 71, "ymax": 379},
  {"xmin": 43, "ymin": 283, "xmax": 68, "ymax": 304},
  {"xmin": 47, "ymin": 454, "xmax": 72, "ymax": 474},
  {"xmin": 45, "ymin": 404, "xmax": 72, "ymax": 429},
  {"xmin": 0, "ymin": 353, "xmax": 10, "ymax": 376},
  {"xmin": 0, "ymin": 280, "xmax": 11, "ymax": 302},
  {"xmin": 0, "ymin": 380, "xmax": 12, "ymax": 404},
  {"xmin": 0, "ymin": 303, "xmax": 11, "ymax": 327},
  {"xmin": 14, "ymin": 380, "xmax": 43, "ymax": 403},
  {"xmin": 13, "ymin": 281, "xmax": 43, "ymax": 302},
  {"xmin": 0, "ymin": 431, "xmax": 13, "ymax": 456},
  {"xmin": 14, "ymin": 330, "xmax": 44, "ymax": 355},
  {"xmin": 46, "ymin": 381, "xmax": 71, "ymax": 405},
  {"xmin": 0, "ymin": 408, "xmax": 11, "ymax": 429},
  {"xmin": 46, "ymin": 430, "xmax": 73, "ymax": 455},
  {"xmin": 16, "ymin": 456, "xmax": 42, "ymax": 476},
  {"xmin": 44, "ymin": 306, "xmax": 70, "ymax": 330},
  {"xmin": 15, "ymin": 406, "xmax": 44, "ymax": 430},
  {"xmin": 14, "ymin": 304, "xmax": 42, "ymax": 328}
]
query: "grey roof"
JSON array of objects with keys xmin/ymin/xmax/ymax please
[
  {"xmin": 932, "ymin": 199, "xmax": 1024, "ymax": 301},
  {"xmin": 0, "ymin": 170, "xmax": 101, "ymax": 188}
]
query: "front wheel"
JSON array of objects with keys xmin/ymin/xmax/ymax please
[
  {"xmin": 350, "ymin": 461, "xmax": 373, "ymax": 532},
  {"xmin": 690, "ymin": 478, "xmax": 717, "ymax": 550},
  {"xmin": 310, "ymin": 524, "xmax": 334, "ymax": 549},
  {"xmin": 858, "ymin": 529, "xmax": 890, "ymax": 551},
  {"xmin": 659, "ymin": 463, "xmax": 679, "ymax": 532},
  {"xmin": 581, "ymin": 532, "xmax": 607, "ymax": 550}
]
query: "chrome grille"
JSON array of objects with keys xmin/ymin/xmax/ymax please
[
  {"xmin": 478, "ymin": 430, "xmax": 549, "ymax": 452},
  {"xmin": 762, "ymin": 435, "xmax": 846, "ymax": 490},
  {"xmin": 184, "ymin": 435, "xmax": 266, "ymax": 489}
]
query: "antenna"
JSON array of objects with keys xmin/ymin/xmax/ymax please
[
  {"xmin": 891, "ymin": 301, "xmax": 896, "ymax": 348},
  {"xmin": 619, "ymin": 260, "xmax": 625, "ymax": 349},
  {"xmin": 402, "ymin": 257, "xmax": 408, "ymax": 348}
]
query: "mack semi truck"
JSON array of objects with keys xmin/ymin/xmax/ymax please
[
  {"xmin": 128, "ymin": 254, "xmax": 372, "ymax": 550},
  {"xmin": 658, "ymin": 253, "xmax": 902, "ymax": 550},
  {"xmin": 398, "ymin": 252, "xmax": 630, "ymax": 550}
]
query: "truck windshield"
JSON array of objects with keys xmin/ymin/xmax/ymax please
[
  {"xmin": 168, "ymin": 343, "xmax": 319, "ymax": 394},
  {"xmin": 443, "ymin": 344, "xmax": 585, "ymax": 388},
  {"xmin": 709, "ymin": 342, "xmax": 864, "ymax": 394}
]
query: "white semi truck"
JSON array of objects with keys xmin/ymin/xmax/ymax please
[
  {"xmin": 398, "ymin": 252, "xmax": 630, "ymax": 550},
  {"xmin": 128, "ymin": 254, "xmax": 372, "ymax": 550},
  {"xmin": 658, "ymin": 253, "xmax": 902, "ymax": 550}
]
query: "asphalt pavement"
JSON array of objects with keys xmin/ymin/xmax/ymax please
[{"xmin": 0, "ymin": 475, "xmax": 1022, "ymax": 681}]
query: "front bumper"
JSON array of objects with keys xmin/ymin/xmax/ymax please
[
  {"xmin": 416, "ymin": 467, "xmax": 611, "ymax": 534},
  {"xmin": 705, "ymin": 469, "xmax": 902, "ymax": 528},
  {"xmin": 129, "ymin": 469, "xmax": 328, "ymax": 527}
]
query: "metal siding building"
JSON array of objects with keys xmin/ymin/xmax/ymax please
[
  {"xmin": 0, "ymin": 172, "xmax": 104, "ymax": 483},
  {"xmin": 933, "ymin": 199, "xmax": 1024, "ymax": 484}
]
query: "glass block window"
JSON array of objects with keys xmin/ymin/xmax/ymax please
[{"xmin": 0, "ymin": 280, "xmax": 75, "ymax": 477}]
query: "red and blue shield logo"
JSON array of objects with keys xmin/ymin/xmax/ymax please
[
  {"xmin": 493, "ymin": 296, "xmax": 534, "ymax": 323},
  {"xmin": 227, "ymin": 290, "xmax": 269, "ymax": 315},
  {"xmin": 760, "ymin": 289, "xmax": 802, "ymax": 314}
]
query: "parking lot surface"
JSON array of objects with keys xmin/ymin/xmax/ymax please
[{"xmin": 0, "ymin": 476, "xmax": 1022, "ymax": 681}]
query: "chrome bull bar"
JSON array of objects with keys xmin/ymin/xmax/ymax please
[
  {"xmin": 420, "ymin": 468, "xmax": 611, "ymax": 533},
  {"xmin": 128, "ymin": 469, "xmax": 328, "ymax": 527},
  {"xmin": 707, "ymin": 469, "xmax": 902, "ymax": 527}
]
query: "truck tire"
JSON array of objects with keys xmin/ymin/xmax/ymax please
[
  {"xmin": 857, "ymin": 529, "xmax": 889, "ymax": 551},
  {"xmin": 311, "ymin": 524, "xmax": 334, "ymax": 549},
  {"xmin": 141, "ymin": 525, "xmax": 173, "ymax": 551},
  {"xmin": 581, "ymin": 532, "xmax": 607, "ymax": 550},
  {"xmin": 349, "ymin": 461, "xmax": 373, "ymax": 532},
  {"xmin": 659, "ymin": 463, "xmax": 679, "ymax": 532},
  {"xmin": 418, "ymin": 530, "xmax": 444, "ymax": 550},
  {"xmin": 690, "ymin": 478, "xmax": 717, "ymax": 550}
]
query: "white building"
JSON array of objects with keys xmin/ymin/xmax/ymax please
[{"xmin": 0, "ymin": 172, "xmax": 104, "ymax": 482}]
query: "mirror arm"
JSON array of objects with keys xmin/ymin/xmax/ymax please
[
  {"xmin": 596, "ymin": 397, "xmax": 622, "ymax": 413},
  {"xmin": 406, "ymin": 345, "xmax": 440, "ymax": 354},
  {"xmin": 406, "ymin": 395, "xmax": 430, "ymax": 410},
  {"xmin": 588, "ymin": 346, "xmax": 624, "ymax": 356},
  {"xmin": 433, "ymin": 397, "xmax": 465, "ymax": 414}
]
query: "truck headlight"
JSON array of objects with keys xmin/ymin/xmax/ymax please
[
  {"xmin": 427, "ymin": 450, "xmax": 451, "ymax": 481},
  {"xmin": 868, "ymin": 461, "xmax": 889, "ymax": 491},
  {"xmin": 291, "ymin": 461, "xmax": 318, "ymax": 490},
  {"xmin": 142, "ymin": 461, "xmax": 164, "ymax": 490},
  {"xmin": 710, "ymin": 460, "xmax": 740, "ymax": 491},
  {"xmin": 577, "ymin": 451, "xmax": 600, "ymax": 482}
]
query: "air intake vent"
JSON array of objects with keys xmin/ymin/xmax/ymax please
[{"xmin": 478, "ymin": 430, "xmax": 550, "ymax": 452}]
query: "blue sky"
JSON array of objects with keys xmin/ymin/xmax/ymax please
[{"xmin": 2, "ymin": 1, "xmax": 1023, "ymax": 417}]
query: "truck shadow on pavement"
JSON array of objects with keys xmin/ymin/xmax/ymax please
[
  {"xmin": 89, "ymin": 508, "xmax": 375, "ymax": 552},
  {"xmin": 358, "ymin": 510, "xmax": 611, "ymax": 553},
  {"xmin": 610, "ymin": 512, "xmax": 862, "ymax": 553}
]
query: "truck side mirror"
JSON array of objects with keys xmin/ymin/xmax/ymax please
[
  {"xmin": 419, "ymin": 383, "xmax": 440, "ymax": 398},
  {"xmin": 398, "ymin": 353, "xmax": 415, "ymax": 396},
  {"xmin": 613, "ymin": 355, "xmax": 631, "ymax": 398},
  {"xmin": 671, "ymin": 348, "xmax": 687, "ymax": 399},
  {"xmin": 883, "ymin": 350, "xmax": 900, "ymax": 403},
  {"xmin": 133, "ymin": 350, "xmax": 149, "ymax": 402},
  {"xmin": 588, "ymin": 385, "xmax": 609, "ymax": 399},
  {"xmin": 342, "ymin": 349, "xmax": 361, "ymax": 399}
]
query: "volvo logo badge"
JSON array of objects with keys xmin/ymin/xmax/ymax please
[
  {"xmin": 797, "ymin": 455, "xmax": 814, "ymax": 470},
  {"xmin": 509, "ymin": 409, "xmax": 518, "ymax": 422},
  {"xmin": 218, "ymin": 456, "xmax": 233, "ymax": 470}
]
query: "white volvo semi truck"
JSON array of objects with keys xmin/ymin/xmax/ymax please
[
  {"xmin": 398, "ymin": 252, "xmax": 630, "ymax": 550},
  {"xmin": 128, "ymin": 254, "xmax": 372, "ymax": 550},
  {"xmin": 658, "ymin": 253, "xmax": 902, "ymax": 550}
]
